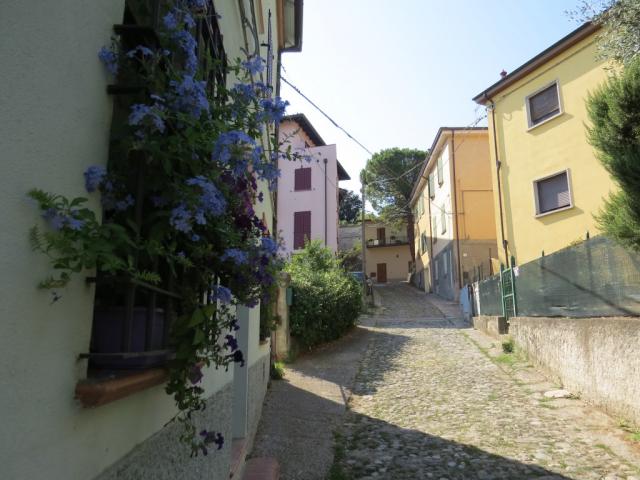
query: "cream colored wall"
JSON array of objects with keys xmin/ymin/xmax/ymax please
[
  {"xmin": 488, "ymin": 35, "xmax": 616, "ymax": 265},
  {"xmin": 413, "ymin": 187, "xmax": 432, "ymax": 291},
  {"xmin": 0, "ymin": 1, "xmax": 272, "ymax": 478},
  {"xmin": 366, "ymin": 246, "xmax": 412, "ymax": 281}
]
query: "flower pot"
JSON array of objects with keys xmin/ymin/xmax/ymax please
[{"xmin": 91, "ymin": 307, "xmax": 167, "ymax": 370}]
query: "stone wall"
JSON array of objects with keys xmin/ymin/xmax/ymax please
[
  {"xmin": 472, "ymin": 315, "xmax": 508, "ymax": 340},
  {"xmin": 96, "ymin": 384, "xmax": 233, "ymax": 480},
  {"xmin": 510, "ymin": 316, "xmax": 640, "ymax": 425}
]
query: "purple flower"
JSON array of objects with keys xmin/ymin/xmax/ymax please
[
  {"xmin": 98, "ymin": 46, "xmax": 118, "ymax": 75},
  {"xmin": 191, "ymin": 233, "xmax": 200, "ymax": 242},
  {"xmin": 229, "ymin": 349, "xmax": 245, "ymax": 367},
  {"xmin": 162, "ymin": 10, "xmax": 179, "ymax": 30},
  {"xmin": 186, "ymin": 176, "xmax": 226, "ymax": 217},
  {"xmin": 66, "ymin": 217, "xmax": 85, "ymax": 231},
  {"xmin": 84, "ymin": 165, "xmax": 106, "ymax": 193},
  {"xmin": 199, "ymin": 430, "xmax": 224, "ymax": 455},
  {"xmin": 170, "ymin": 203, "xmax": 192, "ymax": 233},
  {"xmin": 242, "ymin": 56, "xmax": 265, "ymax": 76},
  {"xmin": 169, "ymin": 74, "xmax": 208, "ymax": 117},
  {"xmin": 221, "ymin": 248, "xmax": 248, "ymax": 265},
  {"xmin": 209, "ymin": 285, "xmax": 232, "ymax": 304},
  {"xmin": 115, "ymin": 194, "xmax": 134, "ymax": 212},
  {"xmin": 129, "ymin": 104, "xmax": 165, "ymax": 133},
  {"xmin": 261, "ymin": 236, "xmax": 279, "ymax": 255},
  {"xmin": 126, "ymin": 45, "xmax": 154, "ymax": 58},
  {"xmin": 257, "ymin": 192, "xmax": 264, "ymax": 203},
  {"xmin": 188, "ymin": 364, "xmax": 203, "ymax": 384},
  {"xmin": 224, "ymin": 334, "xmax": 238, "ymax": 351},
  {"xmin": 260, "ymin": 97, "xmax": 289, "ymax": 124}
]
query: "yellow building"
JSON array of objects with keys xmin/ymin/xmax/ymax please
[
  {"xmin": 364, "ymin": 221, "xmax": 412, "ymax": 282},
  {"xmin": 410, "ymin": 128, "xmax": 498, "ymax": 300},
  {"xmin": 473, "ymin": 22, "xmax": 616, "ymax": 266}
]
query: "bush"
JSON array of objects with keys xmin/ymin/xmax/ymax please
[{"xmin": 286, "ymin": 241, "xmax": 362, "ymax": 348}]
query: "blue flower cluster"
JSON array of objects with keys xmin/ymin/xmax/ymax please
[
  {"xmin": 42, "ymin": 208, "xmax": 85, "ymax": 232},
  {"xmin": 199, "ymin": 429, "xmax": 224, "ymax": 455},
  {"xmin": 98, "ymin": 46, "xmax": 118, "ymax": 76},
  {"xmin": 84, "ymin": 165, "xmax": 106, "ymax": 192},
  {"xmin": 212, "ymin": 130, "xmax": 256, "ymax": 165},
  {"xmin": 129, "ymin": 103, "xmax": 166, "ymax": 135},
  {"xmin": 209, "ymin": 285, "xmax": 232, "ymax": 304},
  {"xmin": 242, "ymin": 56, "xmax": 265, "ymax": 76},
  {"xmin": 222, "ymin": 248, "xmax": 248, "ymax": 265},
  {"xmin": 259, "ymin": 97, "xmax": 289, "ymax": 124}
]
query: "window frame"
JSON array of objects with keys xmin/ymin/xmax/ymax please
[
  {"xmin": 525, "ymin": 80, "xmax": 563, "ymax": 130},
  {"xmin": 532, "ymin": 168, "xmax": 574, "ymax": 218}
]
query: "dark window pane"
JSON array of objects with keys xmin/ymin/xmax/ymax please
[
  {"xmin": 529, "ymin": 84, "xmax": 560, "ymax": 125},
  {"xmin": 537, "ymin": 172, "xmax": 570, "ymax": 214}
]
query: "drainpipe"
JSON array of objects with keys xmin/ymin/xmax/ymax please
[
  {"xmin": 485, "ymin": 93, "xmax": 509, "ymax": 264},
  {"xmin": 324, "ymin": 158, "xmax": 328, "ymax": 245},
  {"xmin": 451, "ymin": 130, "xmax": 463, "ymax": 290}
]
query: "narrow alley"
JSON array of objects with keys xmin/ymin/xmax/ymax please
[{"xmin": 254, "ymin": 283, "xmax": 640, "ymax": 480}]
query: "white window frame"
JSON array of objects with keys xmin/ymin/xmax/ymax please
[
  {"xmin": 525, "ymin": 79, "xmax": 563, "ymax": 130},
  {"xmin": 532, "ymin": 168, "xmax": 574, "ymax": 218}
]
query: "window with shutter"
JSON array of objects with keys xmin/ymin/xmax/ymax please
[
  {"xmin": 432, "ymin": 216, "xmax": 437, "ymax": 243},
  {"xmin": 437, "ymin": 157, "xmax": 443, "ymax": 185},
  {"xmin": 441, "ymin": 207, "xmax": 446, "ymax": 234},
  {"xmin": 293, "ymin": 211, "xmax": 311, "ymax": 249},
  {"xmin": 534, "ymin": 170, "xmax": 572, "ymax": 215},
  {"xmin": 294, "ymin": 167, "xmax": 312, "ymax": 191},
  {"xmin": 527, "ymin": 82, "xmax": 561, "ymax": 127},
  {"xmin": 428, "ymin": 173, "xmax": 435, "ymax": 198}
]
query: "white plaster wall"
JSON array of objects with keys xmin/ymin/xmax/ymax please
[
  {"xmin": 277, "ymin": 123, "xmax": 339, "ymax": 255},
  {"xmin": 0, "ymin": 1, "xmax": 258, "ymax": 478}
]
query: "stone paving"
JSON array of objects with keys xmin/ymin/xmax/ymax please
[{"xmin": 334, "ymin": 283, "xmax": 640, "ymax": 480}]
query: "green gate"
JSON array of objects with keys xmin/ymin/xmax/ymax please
[{"xmin": 500, "ymin": 256, "xmax": 517, "ymax": 319}]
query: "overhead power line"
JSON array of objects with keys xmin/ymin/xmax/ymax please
[{"xmin": 281, "ymin": 76, "xmax": 374, "ymax": 156}]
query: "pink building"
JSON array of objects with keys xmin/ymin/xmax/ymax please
[{"xmin": 278, "ymin": 114, "xmax": 350, "ymax": 256}]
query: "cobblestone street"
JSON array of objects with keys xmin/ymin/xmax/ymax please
[{"xmin": 334, "ymin": 283, "xmax": 640, "ymax": 480}]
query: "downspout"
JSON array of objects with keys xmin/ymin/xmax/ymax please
[
  {"xmin": 426, "ymin": 184, "xmax": 434, "ymax": 293},
  {"xmin": 324, "ymin": 158, "xmax": 328, "ymax": 245},
  {"xmin": 451, "ymin": 130, "xmax": 463, "ymax": 290},
  {"xmin": 485, "ymin": 93, "xmax": 509, "ymax": 264}
]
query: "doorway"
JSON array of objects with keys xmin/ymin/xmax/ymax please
[{"xmin": 376, "ymin": 263, "xmax": 387, "ymax": 283}]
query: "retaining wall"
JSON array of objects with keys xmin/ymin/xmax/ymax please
[{"xmin": 510, "ymin": 316, "xmax": 640, "ymax": 425}]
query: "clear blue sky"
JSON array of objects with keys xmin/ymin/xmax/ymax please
[{"xmin": 280, "ymin": 0, "xmax": 585, "ymax": 194}]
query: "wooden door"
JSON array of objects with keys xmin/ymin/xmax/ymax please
[
  {"xmin": 377, "ymin": 263, "xmax": 387, "ymax": 283},
  {"xmin": 377, "ymin": 227, "xmax": 386, "ymax": 245}
]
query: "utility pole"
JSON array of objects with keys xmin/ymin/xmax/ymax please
[{"xmin": 360, "ymin": 171, "xmax": 367, "ymax": 303}]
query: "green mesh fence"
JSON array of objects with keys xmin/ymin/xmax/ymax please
[
  {"xmin": 476, "ymin": 236, "xmax": 640, "ymax": 317},
  {"xmin": 477, "ymin": 274, "xmax": 503, "ymax": 316}
]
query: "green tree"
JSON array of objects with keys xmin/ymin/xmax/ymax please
[
  {"xmin": 570, "ymin": 0, "xmax": 640, "ymax": 65},
  {"xmin": 587, "ymin": 57, "xmax": 640, "ymax": 249},
  {"xmin": 362, "ymin": 148, "xmax": 426, "ymax": 257},
  {"xmin": 339, "ymin": 188, "xmax": 363, "ymax": 224}
]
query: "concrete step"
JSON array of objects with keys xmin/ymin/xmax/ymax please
[{"xmin": 242, "ymin": 458, "xmax": 279, "ymax": 480}]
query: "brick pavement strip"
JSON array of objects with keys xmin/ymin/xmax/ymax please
[{"xmin": 334, "ymin": 283, "xmax": 640, "ymax": 480}]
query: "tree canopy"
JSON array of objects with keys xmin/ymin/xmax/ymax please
[
  {"xmin": 587, "ymin": 57, "xmax": 640, "ymax": 250},
  {"xmin": 339, "ymin": 188, "xmax": 363, "ymax": 224},
  {"xmin": 362, "ymin": 148, "xmax": 427, "ymax": 224}
]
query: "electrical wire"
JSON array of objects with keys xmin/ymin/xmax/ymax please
[{"xmin": 281, "ymin": 76, "xmax": 374, "ymax": 156}]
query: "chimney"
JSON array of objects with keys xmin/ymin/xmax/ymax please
[{"xmin": 500, "ymin": 69, "xmax": 508, "ymax": 78}]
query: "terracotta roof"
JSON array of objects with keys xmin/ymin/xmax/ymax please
[
  {"xmin": 281, "ymin": 113, "xmax": 325, "ymax": 146},
  {"xmin": 473, "ymin": 22, "xmax": 600, "ymax": 104}
]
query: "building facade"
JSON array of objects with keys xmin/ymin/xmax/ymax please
[
  {"xmin": 410, "ymin": 128, "xmax": 498, "ymax": 300},
  {"xmin": 364, "ymin": 221, "xmax": 412, "ymax": 283},
  {"xmin": 0, "ymin": 1, "xmax": 302, "ymax": 479},
  {"xmin": 278, "ymin": 114, "xmax": 351, "ymax": 255},
  {"xmin": 473, "ymin": 23, "xmax": 615, "ymax": 266}
]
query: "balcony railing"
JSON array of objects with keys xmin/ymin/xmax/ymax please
[{"xmin": 367, "ymin": 236, "xmax": 409, "ymax": 247}]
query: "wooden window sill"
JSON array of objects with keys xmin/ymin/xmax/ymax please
[{"xmin": 75, "ymin": 368, "xmax": 169, "ymax": 408}]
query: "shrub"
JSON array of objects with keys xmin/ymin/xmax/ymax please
[{"xmin": 286, "ymin": 241, "xmax": 362, "ymax": 348}]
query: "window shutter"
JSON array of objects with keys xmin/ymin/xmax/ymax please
[
  {"xmin": 428, "ymin": 173, "xmax": 435, "ymax": 198},
  {"xmin": 432, "ymin": 216, "xmax": 437, "ymax": 242},
  {"xmin": 294, "ymin": 168, "xmax": 312, "ymax": 191},
  {"xmin": 529, "ymin": 83, "xmax": 560, "ymax": 125},
  {"xmin": 293, "ymin": 211, "xmax": 311, "ymax": 249},
  {"xmin": 437, "ymin": 157, "xmax": 443, "ymax": 185},
  {"xmin": 536, "ymin": 172, "xmax": 570, "ymax": 214},
  {"xmin": 441, "ymin": 207, "xmax": 446, "ymax": 234}
]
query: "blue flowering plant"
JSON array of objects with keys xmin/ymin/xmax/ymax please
[{"xmin": 28, "ymin": 0, "xmax": 297, "ymax": 456}]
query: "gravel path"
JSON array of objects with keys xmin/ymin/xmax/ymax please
[{"xmin": 334, "ymin": 283, "xmax": 640, "ymax": 480}]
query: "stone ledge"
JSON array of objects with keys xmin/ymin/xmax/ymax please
[
  {"xmin": 75, "ymin": 368, "xmax": 168, "ymax": 408},
  {"xmin": 472, "ymin": 315, "xmax": 509, "ymax": 339}
]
